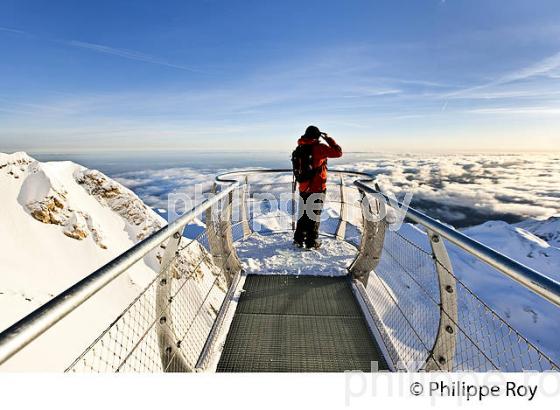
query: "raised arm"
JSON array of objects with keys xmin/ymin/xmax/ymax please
[{"xmin": 317, "ymin": 133, "xmax": 342, "ymax": 158}]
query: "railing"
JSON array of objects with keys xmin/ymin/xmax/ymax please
[
  {"xmin": 0, "ymin": 182, "xmax": 242, "ymax": 371},
  {"xmin": 353, "ymin": 181, "xmax": 560, "ymax": 371},
  {"xmin": 0, "ymin": 169, "xmax": 558, "ymax": 372}
]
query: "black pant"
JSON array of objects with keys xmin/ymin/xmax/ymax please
[{"xmin": 294, "ymin": 191, "xmax": 325, "ymax": 247}]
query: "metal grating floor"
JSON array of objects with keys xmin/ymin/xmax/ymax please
[{"xmin": 216, "ymin": 275, "xmax": 388, "ymax": 372}]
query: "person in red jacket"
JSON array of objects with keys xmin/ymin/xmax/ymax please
[{"xmin": 294, "ymin": 125, "xmax": 343, "ymax": 249}]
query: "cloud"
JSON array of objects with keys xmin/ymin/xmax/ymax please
[
  {"xmin": 448, "ymin": 51, "xmax": 560, "ymax": 98},
  {"xmin": 0, "ymin": 26, "xmax": 26, "ymax": 34},
  {"xmin": 342, "ymin": 89, "xmax": 402, "ymax": 98},
  {"xmin": 500, "ymin": 51, "xmax": 560, "ymax": 83},
  {"xmin": 109, "ymin": 153, "xmax": 560, "ymax": 229},
  {"xmin": 346, "ymin": 153, "xmax": 560, "ymax": 227},
  {"xmin": 114, "ymin": 167, "xmax": 216, "ymax": 210},
  {"xmin": 466, "ymin": 107, "xmax": 560, "ymax": 115}
]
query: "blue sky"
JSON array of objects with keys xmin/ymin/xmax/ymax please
[{"xmin": 1, "ymin": 0, "xmax": 559, "ymax": 153}]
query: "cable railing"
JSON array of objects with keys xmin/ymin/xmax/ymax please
[{"xmin": 0, "ymin": 169, "xmax": 558, "ymax": 372}]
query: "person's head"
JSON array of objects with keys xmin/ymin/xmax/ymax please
[{"xmin": 302, "ymin": 125, "xmax": 321, "ymax": 140}]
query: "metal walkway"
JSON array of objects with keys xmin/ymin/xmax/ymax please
[{"xmin": 217, "ymin": 275, "xmax": 388, "ymax": 372}]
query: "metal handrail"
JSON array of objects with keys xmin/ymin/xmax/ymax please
[
  {"xmin": 2, "ymin": 166, "xmax": 558, "ymax": 369},
  {"xmin": 215, "ymin": 168, "xmax": 374, "ymax": 184},
  {"xmin": 0, "ymin": 182, "xmax": 240, "ymax": 366},
  {"xmin": 217, "ymin": 168, "xmax": 560, "ymax": 306},
  {"xmin": 354, "ymin": 180, "xmax": 560, "ymax": 308}
]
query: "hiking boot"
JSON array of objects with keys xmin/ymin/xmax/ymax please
[
  {"xmin": 293, "ymin": 240, "xmax": 304, "ymax": 248},
  {"xmin": 305, "ymin": 240, "xmax": 322, "ymax": 249}
]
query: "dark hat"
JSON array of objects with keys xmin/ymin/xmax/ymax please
[{"xmin": 303, "ymin": 125, "xmax": 321, "ymax": 139}]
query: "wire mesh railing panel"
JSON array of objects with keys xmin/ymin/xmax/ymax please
[
  {"xmin": 364, "ymin": 273, "xmax": 431, "ymax": 368},
  {"xmin": 168, "ymin": 254, "xmax": 227, "ymax": 369},
  {"xmin": 66, "ymin": 276, "xmax": 163, "ymax": 372},
  {"xmin": 114, "ymin": 321, "xmax": 164, "ymax": 372},
  {"xmin": 362, "ymin": 223, "xmax": 439, "ymax": 368},
  {"xmin": 361, "ymin": 219, "xmax": 560, "ymax": 371},
  {"xmin": 435, "ymin": 247, "xmax": 560, "ymax": 372},
  {"xmin": 66, "ymin": 202, "xmax": 233, "ymax": 372}
]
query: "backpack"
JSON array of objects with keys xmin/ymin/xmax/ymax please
[{"xmin": 291, "ymin": 144, "xmax": 321, "ymax": 183}]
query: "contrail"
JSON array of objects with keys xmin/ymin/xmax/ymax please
[
  {"xmin": 64, "ymin": 40, "xmax": 204, "ymax": 73},
  {"xmin": 0, "ymin": 26, "xmax": 203, "ymax": 73},
  {"xmin": 0, "ymin": 26, "xmax": 27, "ymax": 34},
  {"xmin": 446, "ymin": 50, "xmax": 560, "ymax": 98}
]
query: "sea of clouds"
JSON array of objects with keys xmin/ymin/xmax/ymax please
[{"xmin": 113, "ymin": 153, "xmax": 560, "ymax": 228}]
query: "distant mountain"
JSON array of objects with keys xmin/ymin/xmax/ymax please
[
  {"xmin": 462, "ymin": 219, "xmax": 560, "ymax": 282},
  {"xmin": 516, "ymin": 216, "xmax": 560, "ymax": 249}
]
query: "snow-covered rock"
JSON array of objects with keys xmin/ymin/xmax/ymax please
[
  {"xmin": 0, "ymin": 151, "xmax": 33, "ymax": 179},
  {"xmin": 461, "ymin": 219, "xmax": 560, "ymax": 280},
  {"xmin": 0, "ymin": 152, "xmax": 223, "ymax": 371},
  {"xmin": 75, "ymin": 169, "xmax": 162, "ymax": 241},
  {"xmin": 516, "ymin": 216, "xmax": 560, "ymax": 249}
]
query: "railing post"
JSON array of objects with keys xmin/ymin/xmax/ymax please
[
  {"xmin": 206, "ymin": 183, "xmax": 225, "ymax": 261},
  {"xmin": 156, "ymin": 230, "xmax": 191, "ymax": 372},
  {"xmin": 292, "ymin": 177, "xmax": 297, "ymax": 231},
  {"xmin": 220, "ymin": 190, "xmax": 243, "ymax": 281},
  {"xmin": 239, "ymin": 175, "xmax": 251, "ymax": 239},
  {"xmin": 349, "ymin": 191, "xmax": 387, "ymax": 285},
  {"xmin": 335, "ymin": 175, "xmax": 347, "ymax": 240},
  {"xmin": 424, "ymin": 230, "xmax": 457, "ymax": 371},
  {"xmin": 205, "ymin": 184, "xmax": 242, "ymax": 285}
]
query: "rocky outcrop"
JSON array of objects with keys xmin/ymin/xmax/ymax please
[
  {"xmin": 0, "ymin": 152, "xmax": 33, "ymax": 179},
  {"xmin": 62, "ymin": 212, "xmax": 89, "ymax": 241},
  {"xmin": 27, "ymin": 191, "xmax": 68, "ymax": 225},
  {"xmin": 14, "ymin": 159, "xmax": 109, "ymax": 249},
  {"xmin": 19, "ymin": 161, "xmax": 71, "ymax": 226},
  {"xmin": 75, "ymin": 169, "xmax": 163, "ymax": 241}
]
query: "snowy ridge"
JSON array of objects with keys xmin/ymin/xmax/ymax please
[
  {"xmin": 461, "ymin": 220, "xmax": 560, "ymax": 280},
  {"xmin": 0, "ymin": 152, "xmax": 224, "ymax": 371},
  {"xmin": 516, "ymin": 216, "xmax": 560, "ymax": 248}
]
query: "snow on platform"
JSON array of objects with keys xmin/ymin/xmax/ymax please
[{"xmin": 236, "ymin": 232, "xmax": 356, "ymax": 276}]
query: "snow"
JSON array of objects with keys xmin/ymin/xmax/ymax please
[
  {"xmin": 0, "ymin": 152, "xmax": 223, "ymax": 371},
  {"xmin": 516, "ymin": 216, "xmax": 560, "ymax": 248},
  {"xmin": 237, "ymin": 232, "xmax": 356, "ymax": 276},
  {"xmin": 460, "ymin": 220, "xmax": 560, "ymax": 280}
]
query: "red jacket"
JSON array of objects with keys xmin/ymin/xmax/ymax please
[{"xmin": 297, "ymin": 136, "xmax": 343, "ymax": 193}]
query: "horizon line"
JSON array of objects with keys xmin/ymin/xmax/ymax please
[{"xmin": 2, "ymin": 148, "xmax": 559, "ymax": 156}]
